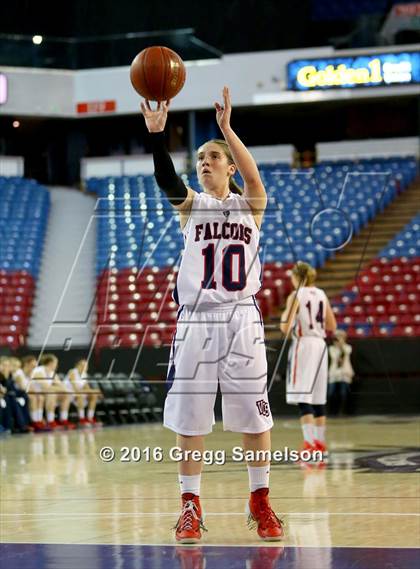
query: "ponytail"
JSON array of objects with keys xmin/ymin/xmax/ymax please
[
  {"xmin": 229, "ymin": 177, "xmax": 243, "ymax": 195},
  {"xmin": 292, "ymin": 261, "xmax": 317, "ymax": 286}
]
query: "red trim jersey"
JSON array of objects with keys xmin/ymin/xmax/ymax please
[
  {"xmin": 293, "ymin": 286, "xmax": 327, "ymax": 339},
  {"xmin": 174, "ymin": 192, "xmax": 262, "ymax": 307}
]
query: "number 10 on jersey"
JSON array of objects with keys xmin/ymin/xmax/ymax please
[{"xmin": 201, "ymin": 244, "xmax": 246, "ymax": 291}]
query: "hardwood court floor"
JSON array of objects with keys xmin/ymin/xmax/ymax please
[{"xmin": 1, "ymin": 416, "xmax": 419, "ymax": 563}]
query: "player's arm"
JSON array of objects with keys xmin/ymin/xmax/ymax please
[
  {"xmin": 31, "ymin": 369, "xmax": 51, "ymax": 391},
  {"xmin": 67, "ymin": 370, "xmax": 77, "ymax": 386},
  {"xmin": 13, "ymin": 372, "xmax": 25, "ymax": 390},
  {"xmin": 31, "ymin": 370, "xmax": 43, "ymax": 382},
  {"xmin": 215, "ymin": 87, "xmax": 267, "ymax": 214},
  {"xmin": 328, "ymin": 345, "xmax": 339, "ymax": 365},
  {"xmin": 150, "ymin": 129, "xmax": 195, "ymax": 211},
  {"xmin": 140, "ymin": 100, "xmax": 196, "ymax": 213},
  {"xmin": 280, "ymin": 293, "xmax": 299, "ymax": 335},
  {"xmin": 52, "ymin": 373, "xmax": 63, "ymax": 386},
  {"xmin": 325, "ymin": 299, "xmax": 337, "ymax": 333},
  {"xmin": 344, "ymin": 344, "xmax": 355, "ymax": 376}
]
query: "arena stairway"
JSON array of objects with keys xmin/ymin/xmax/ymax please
[
  {"xmin": 315, "ymin": 177, "xmax": 420, "ymax": 298},
  {"xmin": 27, "ymin": 188, "xmax": 96, "ymax": 348}
]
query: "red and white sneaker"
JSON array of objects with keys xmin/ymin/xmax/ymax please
[
  {"xmin": 299, "ymin": 440, "xmax": 317, "ymax": 461},
  {"xmin": 46, "ymin": 420, "xmax": 62, "ymax": 430},
  {"xmin": 87, "ymin": 418, "xmax": 103, "ymax": 427},
  {"xmin": 78, "ymin": 418, "xmax": 91, "ymax": 427},
  {"xmin": 174, "ymin": 493, "xmax": 206, "ymax": 544},
  {"xmin": 58, "ymin": 420, "xmax": 77, "ymax": 430},
  {"xmin": 313, "ymin": 439, "xmax": 329, "ymax": 461},
  {"xmin": 31, "ymin": 422, "xmax": 44, "ymax": 432},
  {"xmin": 35, "ymin": 421, "xmax": 51, "ymax": 432},
  {"xmin": 247, "ymin": 488, "xmax": 284, "ymax": 541}
]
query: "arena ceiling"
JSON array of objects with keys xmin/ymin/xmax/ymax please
[
  {"xmin": 1, "ymin": 0, "xmax": 418, "ymax": 69},
  {"xmin": 0, "ymin": 0, "xmax": 345, "ymax": 69}
]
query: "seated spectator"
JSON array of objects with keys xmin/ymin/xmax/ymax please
[
  {"xmin": 9, "ymin": 357, "xmax": 22, "ymax": 377},
  {"xmin": 13, "ymin": 355, "xmax": 48, "ymax": 432},
  {"xmin": 64, "ymin": 359, "xmax": 102, "ymax": 427},
  {"xmin": 32, "ymin": 354, "xmax": 76, "ymax": 430},
  {"xmin": 0, "ymin": 356, "xmax": 32, "ymax": 433},
  {"xmin": 0, "ymin": 382, "xmax": 12, "ymax": 434},
  {"xmin": 328, "ymin": 330, "xmax": 355, "ymax": 416}
]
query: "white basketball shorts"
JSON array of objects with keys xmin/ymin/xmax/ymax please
[
  {"xmin": 63, "ymin": 380, "xmax": 87, "ymax": 405},
  {"xmin": 286, "ymin": 336, "xmax": 328, "ymax": 405},
  {"xmin": 164, "ymin": 297, "xmax": 273, "ymax": 436}
]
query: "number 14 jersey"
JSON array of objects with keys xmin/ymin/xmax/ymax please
[
  {"xmin": 173, "ymin": 191, "xmax": 262, "ymax": 307},
  {"xmin": 293, "ymin": 286, "xmax": 327, "ymax": 339}
]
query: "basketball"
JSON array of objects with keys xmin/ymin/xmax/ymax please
[{"xmin": 130, "ymin": 46, "xmax": 186, "ymax": 101}]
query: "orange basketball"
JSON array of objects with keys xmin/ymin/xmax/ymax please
[{"xmin": 130, "ymin": 46, "xmax": 186, "ymax": 101}]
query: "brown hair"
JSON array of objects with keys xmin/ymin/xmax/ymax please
[
  {"xmin": 40, "ymin": 354, "xmax": 57, "ymax": 366},
  {"xmin": 205, "ymin": 139, "xmax": 243, "ymax": 195},
  {"xmin": 292, "ymin": 261, "xmax": 317, "ymax": 286},
  {"xmin": 21, "ymin": 355, "xmax": 37, "ymax": 367}
]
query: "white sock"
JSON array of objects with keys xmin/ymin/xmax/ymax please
[
  {"xmin": 302, "ymin": 423, "xmax": 314, "ymax": 443},
  {"xmin": 179, "ymin": 474, "xmax": 201, "ymax": 496},
  {"xmin": 47, "ymin": 411, "xmax": 55, "ymax": 423},
  {"xmin": 60, "ymin": 410, "xmax": 68, "ymax": 421},
  {"xmin": 30, "ymin": 411, "xmax": 38, "ymax": 422},
  {"xmin": 87, "ymin": 409, "xmax": 94, "ymax": 420},
  {"xmin": 248, "ymin": 465, "xmax": 270, "ymax": 492},
  {"xmin": 78, "ymin": 409, "xmax": 85, "ymax": 419},
  {"xmin": 315, "ymin": 425, "xmax": 326, "ymax": 442}
]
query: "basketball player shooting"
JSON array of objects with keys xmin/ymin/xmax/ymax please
[{"xmin": 140, "ymin": 87, "xmax": 284, "ymax": 543}]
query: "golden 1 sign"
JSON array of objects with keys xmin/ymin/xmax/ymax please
[{"xmin": 288, "ymin": 52, "xmax": 420, "ymax": 90}]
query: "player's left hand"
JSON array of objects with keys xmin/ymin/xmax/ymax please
[{"xmin": 215, "ymin": 86, "xmax": 232, "ymax": 131}]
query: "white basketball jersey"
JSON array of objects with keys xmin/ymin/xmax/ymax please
[
  {"xmin": 64, "ymin": 368, "xmax": 87, "ymax": 390},
  {"xmin": 293, "ymin": 286, "xmax": 327, "ymax": 339},
  {"xmin": 174, "ymin": 192, "xmax": 262, "ymax": 307},
  {"xmin": 32, "ymin": 365, "xmax": 54, "ymax": 386},
  {"xmin": 13, "ymin": 368, "xmax": 30, "ymax": 389}
]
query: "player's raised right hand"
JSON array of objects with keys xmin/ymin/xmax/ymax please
[{"xmin": 140, "ymin": 100, "xmax": 170, "ymax": 133}]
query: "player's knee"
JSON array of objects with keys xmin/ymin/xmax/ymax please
[
  {"xmin": 298, "ymin": 403, "xmax": 314, "ymax": 417},
  {"xmin": 177, "ymin": 433, "xmax": 204, "ymax": 440},
  {"xmin": 312, "ymin": 404, "xmax": 326, "ymax": 418}
]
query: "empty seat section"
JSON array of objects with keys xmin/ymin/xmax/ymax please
[
  {"xmin": 0, "ymin": 176, "xmax": 50, "ymax": 348},
  {"xmin": 88, "ymin": 156, "xmax": 417, "ymax": 346}
]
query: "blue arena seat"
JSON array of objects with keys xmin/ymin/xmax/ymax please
[
  {"xmin": 0, "ymin": 176, "xmax": 50, "ymax": 348},
  {"xmin": 87, "ymin": 156, "xmax": 418, "ymax": 346}
]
